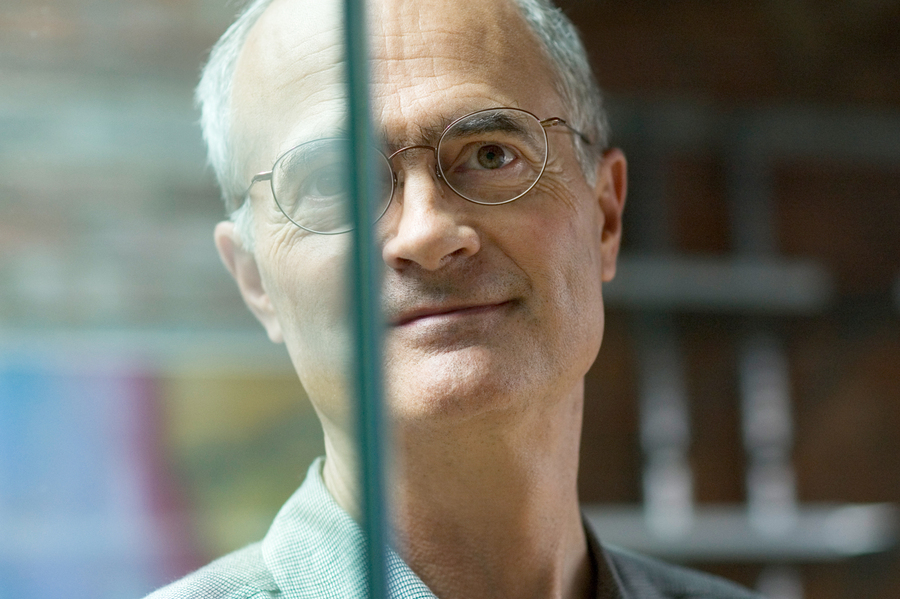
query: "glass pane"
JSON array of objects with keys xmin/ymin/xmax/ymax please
[{"xmin": 0, "ymin": 0, "xmax": 385, "ymax": 596}]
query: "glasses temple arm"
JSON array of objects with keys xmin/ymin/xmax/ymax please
[
  {"xmin": 541, "ymin": 118, "xmax": 593, "ymax": 147},
  {"xmin": 231, "ymin": 170, "xmax": 274, "ymax": 214},
  {"xmin": 241, "ymin": 170, "xmax": 273, "ymax": 198}
]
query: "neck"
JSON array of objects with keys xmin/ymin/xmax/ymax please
[{"xmin": 393, "ymin": 382, "xmax": 592, "ymax": 599}]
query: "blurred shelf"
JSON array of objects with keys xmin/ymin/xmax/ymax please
[
  {"xmin": 607, "ymin": 98, "xmax": 900, "ymax": 165},
  {"xmin": 584, "ymin": 503, "xmax": 899, "ymax": 562},
  {"xmin": 894, "ymin": 272, "xmax": 900, "ymax": 312},
  {"xmin": 605, "ymin": 255, "xmax": 833, "ymax": 314}
]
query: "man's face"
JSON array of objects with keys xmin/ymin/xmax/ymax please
[{"xmin": 222, "ymin": 0, "xmax": 625, "ymax": 432}]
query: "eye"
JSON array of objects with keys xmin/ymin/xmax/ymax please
[
  {"xmin": 291, "ymin": 161, "xmax": 350, "ymax": 229},
  {"xmin": 472, "ymin": 143, "xmax": 515, "ymax": 170},
  {"xmin": 285, "ymin": 150, "xmax": 349, "ymax": 209},
  {"xmin": 454, "ymin": 141, "xmax": 519, "ymax": 173},
  {"xmin": 300, "ymin": 163, "xmax": 345, "ymax": 200},
  {"xmin": 274, "ymin": 151, "xmax": 351, "ymax": 232},
  {"xmin": 438, "ymin": 130, "xmax": 544, "ymax": 204}
]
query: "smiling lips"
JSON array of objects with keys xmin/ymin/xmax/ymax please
[{"xmin": 391, "ymin": 301, "xmax": 512, "ymax": 327}]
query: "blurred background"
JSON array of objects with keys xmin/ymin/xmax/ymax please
[{"xmin": 0, "ymin": 1, "xmax": 898, "ymax": 598}]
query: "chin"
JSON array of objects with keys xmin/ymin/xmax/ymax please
[{"xmin": 383, "ymin": 348, "xmax": 536, "ymax": 425}]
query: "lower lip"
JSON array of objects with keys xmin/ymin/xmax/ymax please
[{"xmin": 396, "ymin": 302, "xmax": 511, "ymax": 328}]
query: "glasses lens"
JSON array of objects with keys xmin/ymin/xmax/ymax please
[
  {"xmin": 272, "ymin": 139, "xmax": 393, "ymax": 234},
  {"xmin": 437, "ymin": 108, "xmax": 548, "ymax": 205}
]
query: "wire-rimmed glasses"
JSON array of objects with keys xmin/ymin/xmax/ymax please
[{"xmin": 244, "ymin": 107, "xmax": 591, "ymax": 235}]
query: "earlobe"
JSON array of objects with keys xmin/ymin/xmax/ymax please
[
  {"xmin": 214, "ymin": 221, "xmax": 284, "ymax": 343},
  {"xmin": 594, "ymin": 148, "xmax": 627, "ymax": 282}
]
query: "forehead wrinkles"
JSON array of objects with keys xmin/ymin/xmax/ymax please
[
  {"xmin": 372, "ymin": 0, "xmax": 542, "ymax": 76},
  {"xmin": 369, "ymin": 0, "xmax": 556, "ymax": 141},
  {"xmin": 232, "ymin": 0, "xmax": 347, "ymax": 164},
  {"xmin": 237, "ymin": 0, "xmax": 345, "ymax": 95}
]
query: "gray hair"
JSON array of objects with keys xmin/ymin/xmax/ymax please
[
  {"xmin": 515, "ymin": 0, "xmax": 609, "ymax": 177},
  {"xmin": 196, "ymin": 0, "xmax": 609, "ymax": 249}
]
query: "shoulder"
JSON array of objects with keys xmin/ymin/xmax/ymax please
[
  {"xmin": 605, "ymin": 546, "xmax": 765, "ymax": 599},
  {"xmin": 143, "ymin": 542, "xmax": 280, "ymax": 599}
]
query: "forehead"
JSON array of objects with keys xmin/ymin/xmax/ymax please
[
  {"xmin": 231, "ymin": 0, "xmax": 560, "ymax": 163},
  {"xmin": 369, "ymin": 0, "xmax": 557, "ymax": 122}
]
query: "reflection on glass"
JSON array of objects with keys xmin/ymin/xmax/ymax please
[{"xmin": 200, "ymin": 0, "xmax": 384, "ymax": 595}]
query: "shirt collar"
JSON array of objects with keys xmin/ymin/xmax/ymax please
[
  {"xmin": 261, "ymin": 457, "xmax": 437, "ymax": 598},
  {"xmin": 584, "ymin": 514, "xmax": 629, "ymax": 599}
]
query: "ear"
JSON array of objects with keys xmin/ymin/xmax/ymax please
[
  {"xmin": 214, "ymin": 221, "xmax": 284, "ymax": 343},
  {"xmin": 593, "ymin": 148, "xmax": 627, "ymax": 282}
]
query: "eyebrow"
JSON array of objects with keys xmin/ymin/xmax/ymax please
[
  {"xmin": 312, "ymin": 111, "xmax": 528, "ymax": 151},
  {"xmin": 413, "ymin": 121, "xmax": 447, "ymax": 145},
  {"xmin": 444, "ymin": 112, "xmax": 525, "ymax": 136},
  {"xmin": 379, "ymin": 119, "xmax": 447, "ymax": 149},
  {"xmin": 380, "ymin": 111, "xmax": 529, "ymax": 151}
]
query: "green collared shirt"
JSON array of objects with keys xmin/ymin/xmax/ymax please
[{"xmin": 145, "ymin": 458, "xmax": 761, "ymax": 599}]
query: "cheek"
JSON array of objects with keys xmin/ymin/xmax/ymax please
[
  {"xmin": 255, "ymin": 207, "xmax": 349, "ymax": 325},
  {"xmin": 516, "ymin": 190, "xmax": 606, "ymax": 348},
  {"xmin": 513, "ymin": 179, "xmax": 604, "ymax": 297},
  {"xmin": 258, "ymin": 234, "xmax": 353, "ymax": 388}
]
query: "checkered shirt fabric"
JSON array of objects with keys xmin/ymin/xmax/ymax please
[{"xmin": 144, "ymin": 457, "xmax": 763, "ymax": 599}]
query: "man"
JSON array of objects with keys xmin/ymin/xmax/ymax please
[{"xmin": 148, "ymin": 0, "xmax": 761, "ymax": 597}]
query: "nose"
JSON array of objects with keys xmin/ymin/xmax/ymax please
[{"xmin": 381, "ymin": 150, "xmax": 481, "ymax": 271}]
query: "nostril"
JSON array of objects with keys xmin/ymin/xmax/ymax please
[{"xmin": 381, "ymin": 196, "xmax": 481, "ymax": 272}]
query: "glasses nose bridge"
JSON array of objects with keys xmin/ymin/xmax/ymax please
[{"xmin": 387, "ymin": 144, "xmax": 441, "ymax": 181}]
